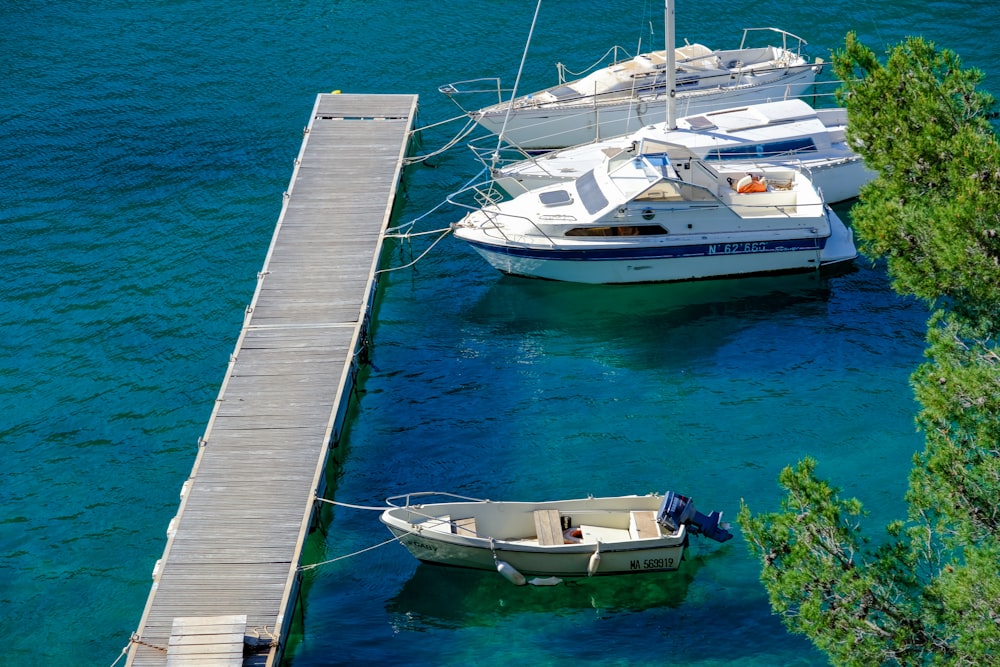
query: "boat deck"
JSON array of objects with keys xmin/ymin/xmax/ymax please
[{"xmin": 126, "ymin": 93, "xmax": 418, "ymax": 667}]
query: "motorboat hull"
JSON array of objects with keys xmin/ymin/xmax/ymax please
[
  {"xmin": 385, "ymin": 525, "xmax": 686, "ymax": 576},
  {"xmin": 459, "ymin": 234, "xmax": 829, "ymax": 284}
]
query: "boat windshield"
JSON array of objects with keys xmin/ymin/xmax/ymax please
[
  {"xmin": 705, "ymin": 137, "xmax": 818, "ymax": 161},
  {"xmin": 576, "ymin": 169, "xmax": 609, "ymax": 215}
]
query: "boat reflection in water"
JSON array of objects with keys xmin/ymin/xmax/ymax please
[
  {"xmin": 386, "ymin": 551, "xmax": 720, "ymax": 632},
  {"xmin": 469, "ymin": 268, "xmax": 835, "ymax": 332}
]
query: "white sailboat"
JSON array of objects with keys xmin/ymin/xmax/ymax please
[
  {"xmin": 480, "ymin": 99, "xmax": 875, "ymax": 205},
  {"xmin": 441, "ymin": 18, "xmax": 822, "ymax": 150}
]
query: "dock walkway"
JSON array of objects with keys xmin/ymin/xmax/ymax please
[{"xmin": 127, "ymin": 93, "xmax": 418, "ymax": 667}]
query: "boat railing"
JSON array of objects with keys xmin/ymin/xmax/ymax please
[
  {"xmin": 438, "ymin": 77, "xmax": 512, "ymax": 113},
  {"xmin": 447, "ymin": 181, "xmax": 562, "ymax": 248},
  {"xmin": 738, "ymin": 27, "xmax": 809, "ymax": 57},
  {"xmin": 385, "ymin": 491, "xmax": 491, "ymax": 508},
  {"xmin": 555, "ymin": 45, "xmax": 634, "ymax": 86},
  {"xmin": 467, "ymin": 141, "xmax": 537, "ymax": 177}
]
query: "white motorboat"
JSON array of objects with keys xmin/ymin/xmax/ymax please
[
  {"xmin": 441, "ymin": 25, "xmax": 821, "ymax": 149},
  {"xmin": 380, "ymin": 490, "xmax": 733, "ymax": 583},
  {"xmin": 450, "ymin": 142, "xmax": 857, "ymax": 284},
  {"xmin": 481, "ymin": 99, "xmax": 875, "ymax": 204}
]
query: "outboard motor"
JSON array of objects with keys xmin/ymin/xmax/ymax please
[{"xmin": 657, "ymin": 491, "xmax": 733, "ymax": 543}]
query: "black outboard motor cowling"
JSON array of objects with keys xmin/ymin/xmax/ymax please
[{"xmin": 657, "ymin": 491, "xmax": 733, "ymax": 543}]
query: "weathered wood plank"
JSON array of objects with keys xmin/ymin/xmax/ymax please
[{"xmin": 128, "ymin": 93, "xmax": 416, "ymax": 667}]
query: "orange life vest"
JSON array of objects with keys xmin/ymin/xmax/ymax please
[{"xmin": 738, "ymin": 178, "xmax": 767, "ymax": 193}]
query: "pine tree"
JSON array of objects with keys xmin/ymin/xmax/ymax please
[{"xmin": 739, "ymin": 33, "xmax": 1000, "ymax": 665}]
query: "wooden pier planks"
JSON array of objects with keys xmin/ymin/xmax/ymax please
[{"xmin": 127, "ymin": 93, "xmax": 418, "ymax": 667}]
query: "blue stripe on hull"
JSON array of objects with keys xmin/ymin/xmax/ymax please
[{"xmin": 464, "ymin": 237, "xmax": 825, "ymax": 261}]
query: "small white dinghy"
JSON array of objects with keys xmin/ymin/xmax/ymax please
[{"xmin": 380, "ymin": 491, "xmax": 732, "ymax": 584}]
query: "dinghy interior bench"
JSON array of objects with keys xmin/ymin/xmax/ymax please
[
  {"xmin": 629, "ymin": 510, "xmax": 662, "ymax": 539},
  {"xmin": 533, "ymin": 509, "xmax": 563, "ymax": 546},
  {"xmin": 533, "ymin": 509, "xmax": 663, "ymax": 545}
]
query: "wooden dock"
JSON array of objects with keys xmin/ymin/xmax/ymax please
[{"xmin": 126, "ymin": 93, "xmax": 419, "ymax": 667}]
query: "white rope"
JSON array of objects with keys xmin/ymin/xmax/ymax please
[
  {"xmin": 110, "ymin": 632, "xmax": 166, "ymax": 666},
  {"xmin": 385, "ymin": 165, "xmax": 489, "ymax": 236},
  {"xmin": 299, "ymin": 533, "xmax": 405, "ymax": 571},
  {"xmin": 384, "ymin": 226, "xmax": 452, "ymax": 239},
  {"xmin": 405, "ymin": 116, "xmax": 480, "ymax": 165},
  {"xmin": 411, "ymin": 110, "xmax": 475, "ymax": 134},
  {"xmin": 375, "ymin": 227, "xmax": 453, "ymax": 274},
  {"xmin": 108, "ymin": 640, "xmax": 131, "ymax": 667},
  {"xmin": 315, "ymin": 497, "xmax": 387, "ymax": 511}
]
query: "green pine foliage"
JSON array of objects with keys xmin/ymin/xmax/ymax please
[{"xmin": 739, "ymin": 33, "xmax": 1000, "ymax": 665}]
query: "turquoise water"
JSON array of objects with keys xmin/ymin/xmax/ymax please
[{"xmin": 1, "ymin": 1, "xmax": 994, "ymax": 665}]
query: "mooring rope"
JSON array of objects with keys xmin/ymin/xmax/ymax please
[
  {"xmin": 109, "ymin": 632, "xmax": 167, "ymax": 666},
  {"xmin": 315, "ymin": 497, "xmax": 387, "ymax": 511},
  {"xmin": 108, "ymin": 640, "xmax": 131, "ymax": 667},
  {"xmin": 375, "ymin": 227, "xmax": 453, "ymax": 274},
  {"xmin": 299, "ymin": 533, "xmax": 405, "ymax": 571},
  {"xmin": 386, "ymin": 165, "xmax": 489, "ymax": 237},
  {"xmin": 404, "ymin": 115, "xmax": 480, "ymax": 165}
]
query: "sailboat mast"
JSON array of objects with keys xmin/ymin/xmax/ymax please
[{"xmin": 665, "ymin": 0, "xmax": 676, "ymax": 129}]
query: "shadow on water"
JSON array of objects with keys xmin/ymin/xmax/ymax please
[
  {"xmin": 466, "ymin": 271, "xmax": 837, "ymax": 336},
  {"xmin": 460, "ymin": 271, "xmax": 843, "ymax": 370},
  {"xmin": 385, "ymin": 549, "xmax": 725, "ymax": 631}
]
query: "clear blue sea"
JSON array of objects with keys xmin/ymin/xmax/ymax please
[{"xmin": 2, "ymin": 1, "xmax": 996, "ymax": 665}]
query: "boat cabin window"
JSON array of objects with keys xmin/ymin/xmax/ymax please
[
  {"xmin": 565, "ymin": 224, "xmax": 668, "ymax": 237},
  {"xmin": 539, "ymin": 189, "xmax": 573, "ymax": 206},
  {"xmin": 575, "ymin": 169, "xmax": 609, "ymax": 215},
  {"xmin": 705, "ymin": 137, "xmax": 817, "ymax": 161}
]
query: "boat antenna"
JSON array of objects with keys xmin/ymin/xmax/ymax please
[
  {"xmin": 493, "ymin": 0, "xmax": 544, "ymax": 170},
  {"xmin": 665, "ymin": 0, "xmax": 676, "ymax": 130}
]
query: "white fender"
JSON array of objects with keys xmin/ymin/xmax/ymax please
[
  {"xmin": 587, "ymin": 550, "xmax": 602, "ymax": 577},
  {"xmin": 496, "ymin": 560, "xmax": 527, "ymax": 586},
  {"xmin": 528, "ymin": 576, "xmax": 563, "ymax": 586},
  {"xmin": 735, "ymin": 175, "xmax": 752, "ymax": 192}
]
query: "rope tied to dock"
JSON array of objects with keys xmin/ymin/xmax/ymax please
[
  {"xmin": 299, "ymin": 533, "xmax": 405, "ymax": 572},
  {"xmin": 385, "ymin": 165, "xmax": 488, "ymax": 237},
  {"xmin": 377, "ymin": 165, "xmax": 490, "ymax": 273},
  {"xmin": 314, "ymin": 497, "xmax": 387, "ymax": 511},
  {"xmin": 404, "ymin": 114, "xmax": 480, "ymax": 165},
  {"xmin": 376, "ymin": 227, "xmax": 453, "ymax": 275},
  {"xmin": 300, "ymin": 496, "xmax": 417, "ymax": 571},
  {"xmin": 108, "ymin": 632, "xmax": 166, "ymax": 666}
]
